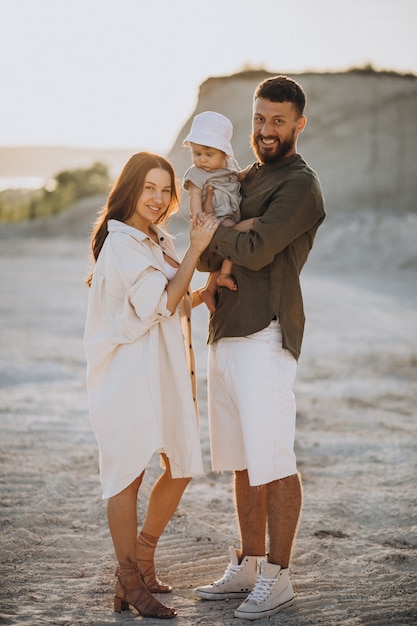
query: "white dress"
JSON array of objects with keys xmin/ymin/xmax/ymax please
[{"xmin": 84, "ymin": 220, "xmax": 204, "ymax": 498}]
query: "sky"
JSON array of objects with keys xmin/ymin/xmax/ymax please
[{"xmin": 0, "ymin": 0, "xmax": 416, "ymax": 154}]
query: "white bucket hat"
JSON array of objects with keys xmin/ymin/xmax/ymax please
[{"xmin": 183, "ymin": 111, "xmax": 234, "ymax": 157}]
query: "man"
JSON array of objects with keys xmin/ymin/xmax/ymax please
[{"xmin": 194, "ymin": 75, "xmax": 325, "ymax": 620}]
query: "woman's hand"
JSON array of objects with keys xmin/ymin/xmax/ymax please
[
  {"xmin": 165, "ymin": 213, "xmax": 219, "ymax": 314},
  {"xmin": 189, "ymin": 213, "xmax": 219, "ymax": 253}
]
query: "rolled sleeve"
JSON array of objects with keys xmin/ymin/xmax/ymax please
[
  {"xmin": 128, "ymin": 267, "xmax": 172, "ymax": 322},
  {"xmin": 106, "ymin": 237, "xmax": 173, "ymax": 341}
]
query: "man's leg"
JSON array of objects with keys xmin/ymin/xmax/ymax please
[
  {"xmin": 234, "ymin": 473, "xmax": 302, "ymax": 620},
  {"xmin": 267, "ymin": 473, "xmax": 303, "ymax": 567},
  {"xmin": 235, "ymin": 469, "xmax": 267, "ymax": 557},
  {"xmin": 193, "ymin": 469, "xmax": 266, "ymax": 600}
]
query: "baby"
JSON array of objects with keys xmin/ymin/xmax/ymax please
[{"xmin": 183, "ymin": 111, "xmax": 241, "ymax": 312}]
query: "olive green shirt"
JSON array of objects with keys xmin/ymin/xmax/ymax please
[{"xmin": 198, "ymin": 153, "xmax": 326, "ymax": 360}]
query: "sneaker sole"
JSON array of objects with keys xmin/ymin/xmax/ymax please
[
  {"xmin": 234, "ymin": 596, "xmax": 294, "ymax": 619},
  {"xmin": 194, "ymin": 589, "xmax": 251, "ymax": 600}
]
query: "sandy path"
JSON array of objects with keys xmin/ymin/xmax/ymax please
[{"xmin": 0, "ymin": 235, "xmax": 416, "ymax": 625}]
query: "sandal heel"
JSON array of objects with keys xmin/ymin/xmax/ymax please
[
  {"xmin": 114, "ymin": 595, "xmax": 129, "ymax": 612},
  {"xmin": 114, "ymin": 561, "xmax": 177, "ymax": 619}
]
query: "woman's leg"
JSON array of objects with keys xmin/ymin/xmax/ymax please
[
  {"xmin": 141, "ymin": 454, "xmax": 191, "ymax": 536},
  {"xmin": 107, "ymin": 473, "xmax": 144, "ymax": 565},
  {"xmin": 137, "ymin": 455, "xmax": 191, "ymax": 591},
  {"xmin": 108, "ymin": 472, "xmax": 177, "ymax": 617},
  {"xmin": 107, "ymin": 472, "xmax": 177, "ymax": 619}
]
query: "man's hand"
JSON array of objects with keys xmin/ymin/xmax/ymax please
[{"xmin": 233, "ymin": 217, "xmax": 258, "ymax": 232}]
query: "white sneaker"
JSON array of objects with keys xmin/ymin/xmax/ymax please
[
  {"xmin": 193, "ymin": 547, "xmax": 264, "ymax": 600},
  {"xmin": 234, "ymin": 561, "xmax": 294, "ymax": 620}
]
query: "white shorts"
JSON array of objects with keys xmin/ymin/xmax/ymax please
[{"xmin": 208, "ymin": 321, "xmax": 298, "ymax": 486}]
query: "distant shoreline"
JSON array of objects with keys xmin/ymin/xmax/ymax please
[{"xmin": 0, "ymin": 176, "xmax": 46, "ymax": 191}]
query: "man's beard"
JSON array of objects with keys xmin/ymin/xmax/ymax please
[{"xmin": 251, "ymin": 130, "xmax": 296, "ymax": 164}]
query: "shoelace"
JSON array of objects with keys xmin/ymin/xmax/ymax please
[
  {"xmin": 214, "ymin": 562, "xmax": 243, "ymax": 585},
  {"xmin": 245, "ymin": 575, "xmax": 276, "ymax": 604}
]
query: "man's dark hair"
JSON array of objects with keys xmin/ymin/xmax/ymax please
[{"xmin": 254, "ymin": 75, "xmax": 306, "ymax": 118}]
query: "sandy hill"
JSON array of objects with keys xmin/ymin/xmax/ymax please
[
  {"xmin": 2, "ymin": 69, "xmax": 416, "ymax": 217},
  {"xmin": 1, "ymin": 70, "xmax": 417, "ymax": 275},
  {"xmin": 168, "ymin": 69, "xmax": 417, "ymax": 215}
]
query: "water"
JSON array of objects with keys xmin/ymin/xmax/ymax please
[{"xmin": 0, "ymin": 177, "xmax": 46, "ymax": 191}]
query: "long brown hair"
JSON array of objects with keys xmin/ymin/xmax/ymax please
[{"xmin": 86, "ymin": 152, "xmax": 179, "ymax": 286}]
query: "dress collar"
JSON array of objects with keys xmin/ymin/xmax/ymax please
[{"xmin": 108, "ymin": 219, "xmax": 174, "ymax": 243}]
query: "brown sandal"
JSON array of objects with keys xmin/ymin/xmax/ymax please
[
  {"xmin": 114, "ymin": 561, "xmax": 177, "ymax": 618},
  {"xmin": 136, "ymin": 531, "xmax": 173, "ymax": 593}
]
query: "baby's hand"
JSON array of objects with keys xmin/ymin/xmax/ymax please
[{"xmin": 191, "ymin": 212, "xmax": 207, "ymax": 229}]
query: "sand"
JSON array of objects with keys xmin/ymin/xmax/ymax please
[{"xmin": 0, "ymin": 212, "xmax": 416, "ymax": 625}]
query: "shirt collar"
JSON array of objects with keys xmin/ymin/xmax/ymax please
[{"xmin": 255, "ymin": 153, "xmax": 300, "ymax": 171}]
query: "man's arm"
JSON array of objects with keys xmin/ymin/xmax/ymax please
[
  {"xmin": 202, "ymin": 176, "xmax": 325, "ymax": 272},
  {"xmin": 233, "ymin": 217, "xmax": 257, "ymax": 232}
]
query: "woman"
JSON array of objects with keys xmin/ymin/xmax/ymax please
[{"xmin": 84, "ymin": 152, "xmax": 218, "ymax": 618}]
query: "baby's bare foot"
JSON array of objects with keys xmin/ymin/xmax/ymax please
[
  {"xmin": 199, "ymin": 289, "xmax": 217, "ymax": 313},
  {"xmin": 217, "ymin": 273, "xmax": 238, "ymax": 291}
]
